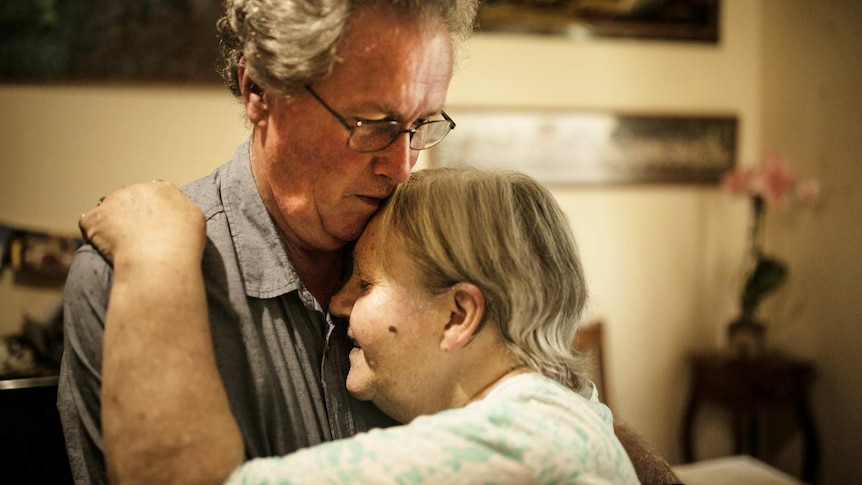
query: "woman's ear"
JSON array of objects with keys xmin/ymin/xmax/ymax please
[
  {"xmin": 237, "ymin": 57, "xmax": 268, "ymax": 125},
  {"xmin": 441, "ymin": 283, "xmax": 485, "ymax": 351}
]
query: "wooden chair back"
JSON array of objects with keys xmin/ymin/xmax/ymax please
[{"xmin": 573, "ymin": 321, "xmax": 609, "ymax": 408}]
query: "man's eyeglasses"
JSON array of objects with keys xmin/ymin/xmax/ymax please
[{"xmin": 305, "ymin": 86, "xmax": 455, "ymax": 153}]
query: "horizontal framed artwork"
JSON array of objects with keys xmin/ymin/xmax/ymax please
[
  {"xmin": 0, "ymin": 0, "xmax": 222, "ymax": 84},
  {"xmin": 428, "ymin": 108, "xmax": 738, "ymax": 186},
  {"xmin": 477, "ymin": 0, "xmax": 720, "ymax": 43}
]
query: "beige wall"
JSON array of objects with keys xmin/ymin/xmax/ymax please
[
  {"xmin": 1, "ymin": 0, "xmax": 859, "ymax": 481},
  {"xmin": 760, "ymin": 1, "xmax": 862, "ymax": 482},
  {"xmin": 0, "ymin": 86, "xmax": 250, "ymax": 337}
]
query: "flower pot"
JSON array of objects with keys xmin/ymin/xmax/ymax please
[{"xmin": 727, "ymin": 316, "xmax": 766, "ymax": 359}]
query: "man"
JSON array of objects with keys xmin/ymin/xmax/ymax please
[
  {"xmin": 60, "ymin": 2, "xmax": 474, "ymax": 483},
  {"xmin": 59, "ymin": 1, "xmax": 676, "ymax": 483}
]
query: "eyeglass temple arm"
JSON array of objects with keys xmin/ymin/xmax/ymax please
[{"xmin": 305, "ymin": 86, "xmax": 354, "ymax": 131}]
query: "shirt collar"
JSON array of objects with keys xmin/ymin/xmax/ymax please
[{"xmin": 221, "ymin": 141, "xmax": 305, "ymax": 300}]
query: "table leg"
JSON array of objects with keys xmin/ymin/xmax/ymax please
[
  {"xmin": 796, "ymin": 398, "xmax": 821, "ymax": 484},
  {"xmin": 681, "ymin": 398, "xmax": 698, "ymax": 462}
]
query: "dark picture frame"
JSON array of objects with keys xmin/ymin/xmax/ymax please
[
  {"xmin": 477, "ymin": 0, "xmax": 720, "ymax": 43},
  {"xmin": 0, "ymin": 0, "xmax": 223, "ymax": 84},
  {"xmin": 428, "ymin": 108, "xmax": 738, "ymax": 186}
]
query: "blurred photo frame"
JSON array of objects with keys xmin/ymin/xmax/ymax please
[
  {"xmin": 477, "ymin": 0, "xmax": 720, "ymax": 43},
  {"xmin": 1, "ymin": 223, "xmax": 82, "ymax": 287},
  {"xmin": 0, "ymin": 0, "xmax": 222, "ymax": 84},
  {"xmin": 429, "ymin": 108, "xmax": 737, "ymax": 186}
]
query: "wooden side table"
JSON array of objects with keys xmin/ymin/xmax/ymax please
[{"xmin": 681, "ymin": 352, "xmax": 820, "ymax": 484}]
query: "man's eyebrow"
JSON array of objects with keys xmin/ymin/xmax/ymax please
[{"xmin": 350, "ymin": 100, "xmax": 443, "ymax": 121}]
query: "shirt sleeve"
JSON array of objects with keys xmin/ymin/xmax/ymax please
[{"xmin": 57, "ymin": 246, "xmax": 113, "ymax": 485}]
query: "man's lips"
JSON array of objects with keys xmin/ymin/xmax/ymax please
[
  {"xmin": 356, "ymin": 195, "xmax": 383, "ymax": 206},
  {"xmin": 354, "ymin": 184, "xmax": 394, "ymax": 205},
  {"xmin": 356, "ymin": 191, "xmax": 393, "ymax": 206}
]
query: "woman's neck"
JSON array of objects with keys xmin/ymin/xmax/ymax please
[{"xmin": 464, "ymin": 363, "xmax": 530, "ymax": 406}]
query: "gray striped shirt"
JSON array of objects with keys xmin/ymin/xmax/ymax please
[{"xmin": 58, "ymin": 141, "xmax": 396, "ymax": 485}]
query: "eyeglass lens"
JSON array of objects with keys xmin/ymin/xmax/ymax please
[{"xmin": 349, "ymin": 119, "xmax": 453, "ymax": 153}]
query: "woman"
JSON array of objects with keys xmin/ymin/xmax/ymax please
[{"xmin": 81, "ymin": 167, "xmax": 638, "ymax": 484}]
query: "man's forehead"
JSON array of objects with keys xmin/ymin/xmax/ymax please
[{"xmin": 327, "ymin": 6, "xmax": 453, "ymax": 101}]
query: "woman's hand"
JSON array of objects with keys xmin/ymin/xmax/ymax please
[{"xmin": 78, "ymin": 180, "xmax": 205, "ymax": 265}]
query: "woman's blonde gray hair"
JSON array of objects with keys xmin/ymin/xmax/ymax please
[
  {"xmin": 378, "ymin": 166, "xmax": 590, "ymax": 391},
  {"xmin": 217, "ymin": 0, "xmax": 478, "ymax": 97}
]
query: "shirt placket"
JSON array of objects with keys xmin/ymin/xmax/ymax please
[{"xmin": 320, "ymin": 316, "xmax": 358, "ymax": 439}]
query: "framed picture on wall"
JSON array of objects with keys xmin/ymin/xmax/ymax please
[
  {"xmin": 0, "ymin": 0, "xmax": 223, "ymax": 84},
  {"xmin": 477, "ymin": 0, "xmax": 720, "ymax": 43},
  {"xmin": 428, "ymin": 109, "xmax": 737, "ymax": 186},
  {"xmin": 2, "ymin": 224, "xmax": 82, "ymax": 287}
]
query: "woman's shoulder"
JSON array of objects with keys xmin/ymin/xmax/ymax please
[
  {"xmin": 483, "ymin": 372, "xmax": 601, "ymax": 415},
  {"xmin": 418, "ymin": 372, "xmax": 639, "ymax": 484}
]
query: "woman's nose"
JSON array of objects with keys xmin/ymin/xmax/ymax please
[{"xmin": 329, "ymin": 277, "xmax": 358, "ymax": 319}]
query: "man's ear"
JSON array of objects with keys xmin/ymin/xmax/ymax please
[
  {"xmin": 441, "ymin": 283, "xmax": 485, "ymax": 351},
  {"xmin": 237, "ymin": 57, "xmax": 268, "ymax": 125}
]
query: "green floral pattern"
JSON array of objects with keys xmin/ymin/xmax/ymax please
[{"xmin": 227, "ymin": 373, "xmax": 639, "ymax": 484}]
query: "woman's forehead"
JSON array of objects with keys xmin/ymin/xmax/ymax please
[
  {"xmin": 354, "ymin": 214, "xmax": 416, "ymax": 284},
  {"xmin": 353, "ymin": 214, "xmax": 389, "ymax": 274}
]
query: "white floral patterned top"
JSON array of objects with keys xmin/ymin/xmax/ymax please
[{"xmin": 226, "ymin": 373, "xmax": 639, "ymax": 484}]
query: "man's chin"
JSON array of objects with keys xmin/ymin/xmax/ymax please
[{"xmin": 337, "ymin": 209, "xmax": 378, "ymax": 242}]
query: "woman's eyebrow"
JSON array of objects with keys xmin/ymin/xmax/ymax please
[{"xmin": 350, "ymin": 251, "xmax": 372, "ymax": 278}]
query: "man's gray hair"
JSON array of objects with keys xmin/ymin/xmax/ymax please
[{"xmin": 216, "ymin": 0, "xmax": 479, "ymax": 97}]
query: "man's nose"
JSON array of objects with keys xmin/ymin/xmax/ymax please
[{"xmin": 373, "ymin": 133, "xmax": 416, "ymax": 183}]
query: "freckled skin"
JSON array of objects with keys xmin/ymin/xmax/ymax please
[{"xmin": 330, "ymin": 215, "xmax": 452, "ymax": 423}]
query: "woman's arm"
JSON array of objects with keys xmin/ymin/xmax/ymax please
[{"xmin": 81, "ymin": 182, "xmax": 244, "ymax": 484}]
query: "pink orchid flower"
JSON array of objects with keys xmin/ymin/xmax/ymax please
[
  {"xmin": 749, "ymin": 152, "xmax": 795, "ymax": 208},
  {"xmin": 721, "ymin": 152, "xmax": 817, "ymax": 209}
]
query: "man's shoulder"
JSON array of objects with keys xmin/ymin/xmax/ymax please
[
  {"xmin": 181, "ymin": 145, "xmax": 257, "ymax": 223},
  {"xmin": 64, "ymin": 245, "xmax": 112, "ymax": 298},
  {"xmin": 182, "ymin": 165, "xmax": 227, "ymax": 218}
]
